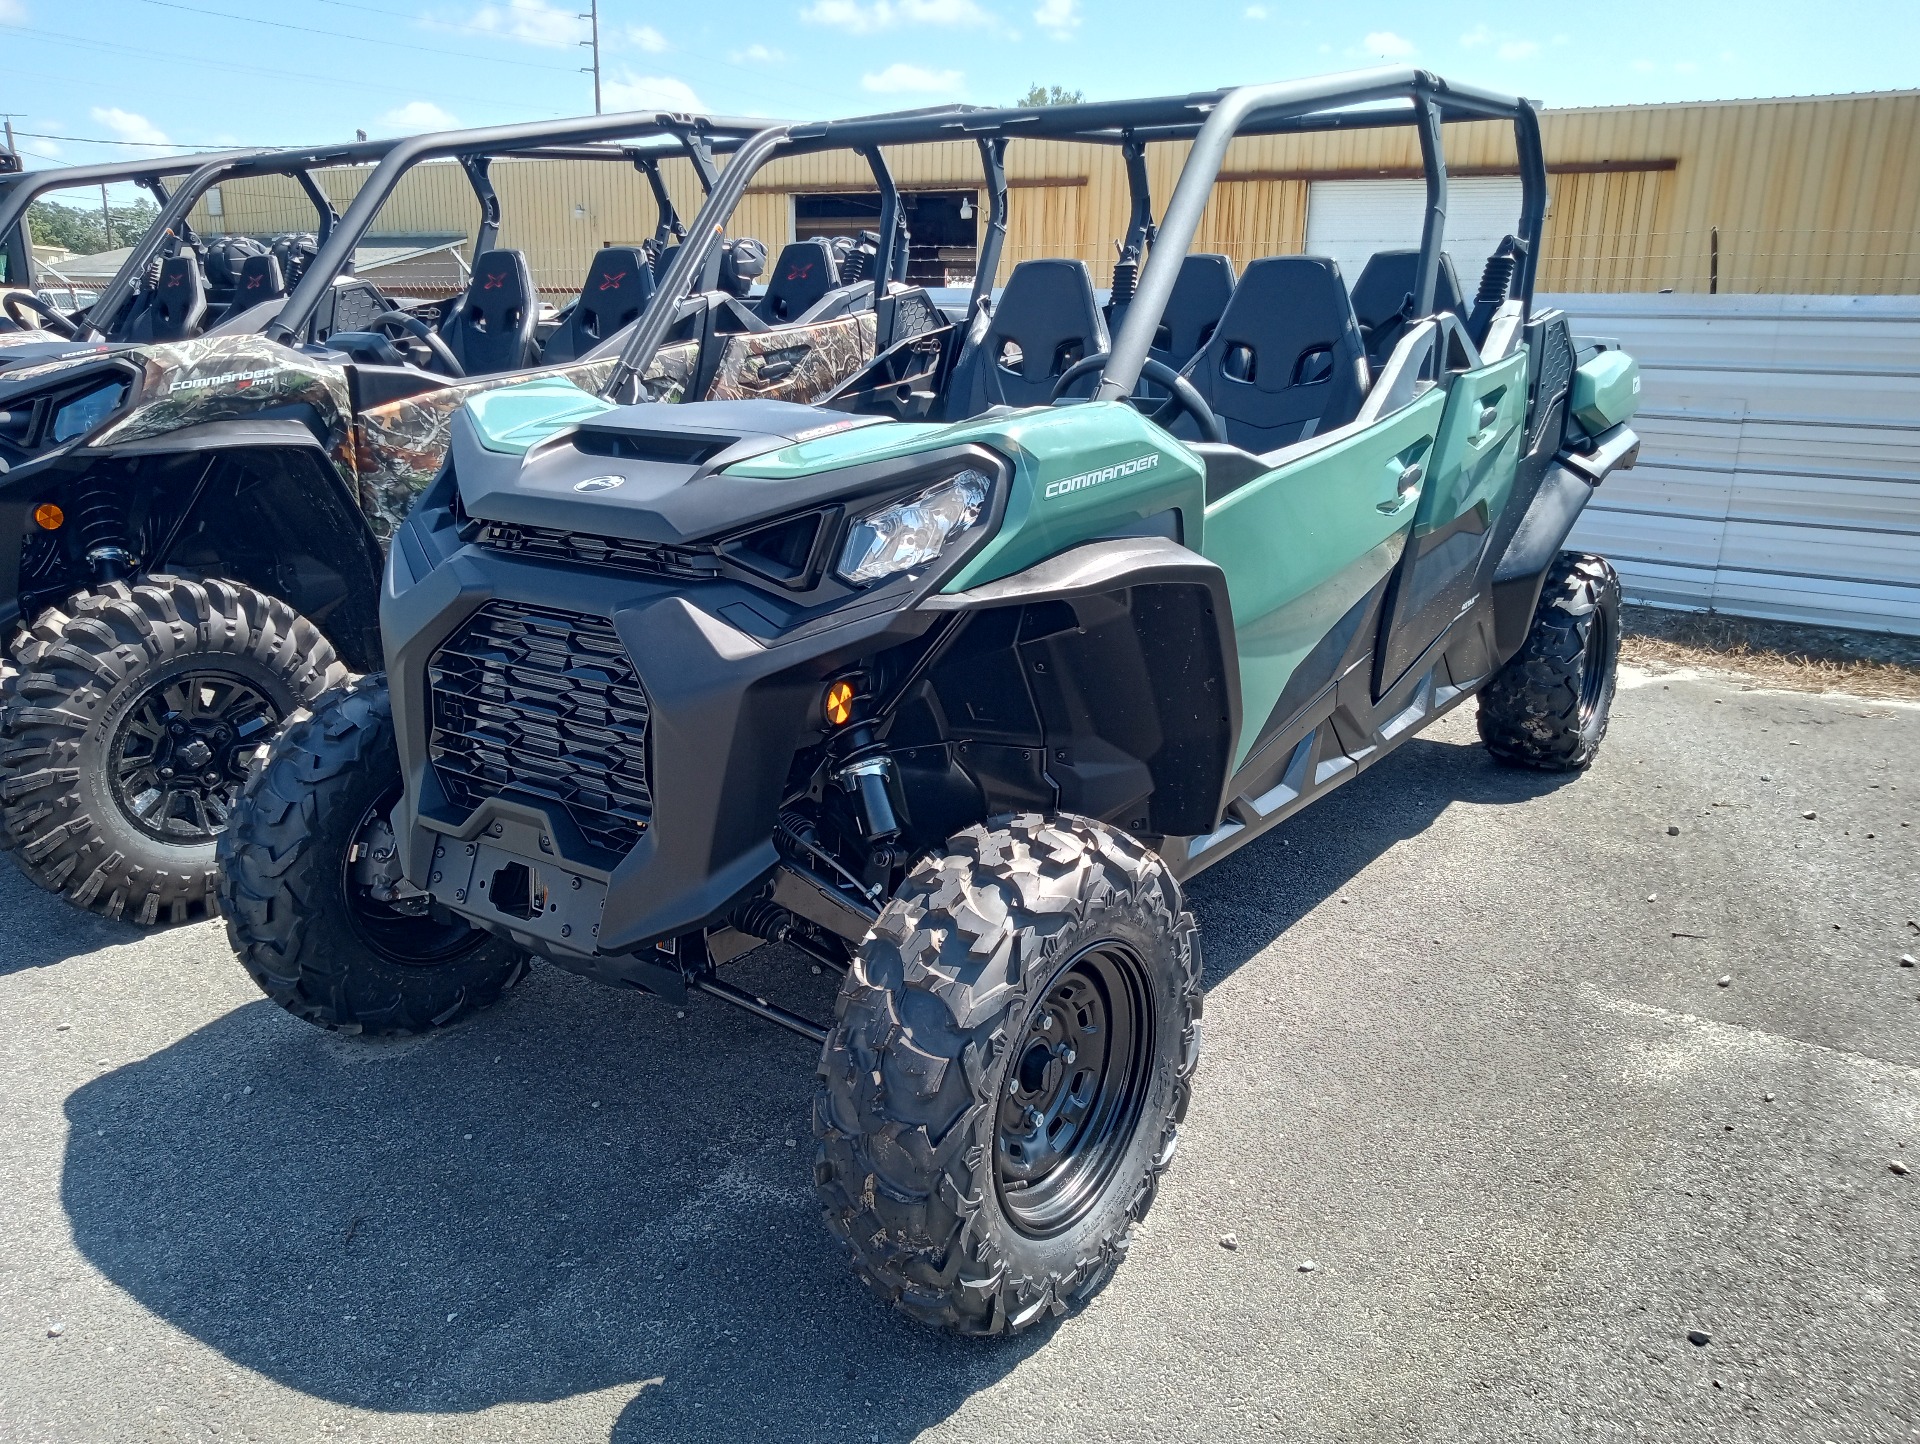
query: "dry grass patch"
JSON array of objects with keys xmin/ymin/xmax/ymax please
[{"xmin": 1621, "ymin": 606, "xmax": 1920, "ymax": 701}]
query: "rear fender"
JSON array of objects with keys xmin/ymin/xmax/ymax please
[{"xmin": 914, "ymin": 536, "xmax": 1241, "ymax": 838}]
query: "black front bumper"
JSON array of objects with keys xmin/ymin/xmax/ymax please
[{"xmin": 381, "ymin": 498, "xmax": 942, "ymax": 978}]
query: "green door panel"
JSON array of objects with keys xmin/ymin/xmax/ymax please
[
  {"xmin": 1373, "ymin": 348, "xmax": 1529, "ymax": 693},
  {"xmin": 1420, "ymin": 348, "xmax": 1528, "ymax": 540},
  {"xmin": 1200, "ymin": 386, "xmax": 1445, "ymax": 767}
]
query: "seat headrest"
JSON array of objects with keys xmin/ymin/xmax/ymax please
[
  {"xmin": 760, "ymin": 239, "xmax": 838, "ymax": 322},
  {"xmin": 143, "ymin": 254, "xmax": 208, "ymax": 340},
  {"xmin": 234, "ymin": 252, "xmax": 285, "ymax": 302},
  {"xmin": 441, "ymin": 248, "xmax": 537, "ymax": 374},
  {"xmin": 1152, "ymin": 252, "xmax": 1236, "ymax": 365},
  {"xmin": 1350, "ymin": 248, "xmax": 1465, "ymax": 332},
  {"xmin": 988, "ymin": 259, "xmax": 1108, "ymax": 386},
  {"xmin": 542, "ymin": 245, "xmax": 655, "ymax": 361}
]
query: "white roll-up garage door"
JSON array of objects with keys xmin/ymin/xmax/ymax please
[{"xmin": 1304, "ymin": 177, "xmax": 1526, "ymax": 291}]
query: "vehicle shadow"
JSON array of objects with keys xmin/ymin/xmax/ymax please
[
  {"xmin": 58, "ymin": 725, "xmax": 1563, "ymax": 1439},
  {"xmin": 61, "ymin": 948, "xmax": 1044, "ymax": 1441},
  {"xmin": 1184, "ymin": 730, "xmax": 1575, "ymax": 982},
  {"xmin": 0, "ymin": 859, "xmax": 144, "ymax": 975}
]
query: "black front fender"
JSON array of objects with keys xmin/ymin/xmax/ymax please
[{"xmin": 920, "ymin": 536, "xmax": 1242, "ymax": 838}]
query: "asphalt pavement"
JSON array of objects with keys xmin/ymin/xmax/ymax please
[{"xmin": 1, "ymin": 663, "xmax": 1916, "ymax": 1443}]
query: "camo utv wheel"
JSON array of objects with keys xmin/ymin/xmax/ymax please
[
  {"xmin": 1477, "ymin": 551, "xmax": 1622, "ymax": 771},
  {"xmin": 217, "ymin": 677, "xmax": 527, "ymax": 1035},
  {"xmin": 814, "ymin": 813, "xmax": 1203, "ymax": 1336},
  {"xmin": 0, "ymin": 575, "xmax": 350, "ymax": 924}
]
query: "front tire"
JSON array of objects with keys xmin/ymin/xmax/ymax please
[
  {"xmin": 814, "ymin": 813, "xmax": 1203, "ymax": 1336},
  {"xmin": 216, "ymin": 676, "xmax": 526, "ymax": 1034},
  {"xmin": 0, "ymin": 575, "xmax": 350, "ymax": 924},
  {"xmin": 1477, "ymin": 551, "xmax": 1622, "ymax": 771}
]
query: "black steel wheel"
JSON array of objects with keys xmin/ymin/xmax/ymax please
[
  {"xmin": 218, "ymin": 676, "xmax": 527, "ymax": 1035},
  {"xmin": 1477, "ymin": 551, "xmax": 1622, "ymax": 771},
  {"xmin": 0, "ymin": 575, "xmax": 349, "ymax": 925},
  {"xmin": 995, "ymin": 943, "xmax": 1155, "ymax": 1238},
  {"xmin": 815, "ymin": 813, "xmax": 1203, "ymax": 1336}
]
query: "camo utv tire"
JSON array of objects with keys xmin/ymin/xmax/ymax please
[
  {"xmin": 814, "ymin": 813, "xmax": 1203, "ymax": 1336},
  {"xmin": 217, "ymin": 678, "xmax": 526, "ymax": 1035},
  {"xmin": 0, "ymin": 575, "xmax": 350, "ymax": 925},
  {"xmin": 1477, "ymin": 551, "xmax": 1622, "ymax": 771}
]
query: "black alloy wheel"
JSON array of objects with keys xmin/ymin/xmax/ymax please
[{"xmin": 109, "ymin": 670, "xmax": 282, "ymax": 844}]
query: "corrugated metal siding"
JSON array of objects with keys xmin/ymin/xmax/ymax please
[
  {"xmin": 1555, "ymin": 292, "xmax": 1920, "ymax": 635},
  {"xmin": 189, "ymin": 92, "xmax": 1920, "ymax": 298}
]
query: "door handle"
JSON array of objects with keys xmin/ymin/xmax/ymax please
[
  {"xmin": 1477, "ymin": 404, "xmax": 1500, "ymax": 431},
  {"xmin": 1397, "ymin": 462, "xmax": 1425, "ymax": 494}
]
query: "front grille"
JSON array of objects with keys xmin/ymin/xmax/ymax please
[
  {"xmin": 473, "ymin": 520, "xmax": 722, "ymax": 581},
  {"xmin": 427, "ymin": 602, "xmax": 651, "ymax": 856}
]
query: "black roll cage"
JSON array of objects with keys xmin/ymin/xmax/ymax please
[
  {"xmin": 264, "ymin": 112, "xmax": 774, "ymax": 346},
  {"xmin": 0, "ymin": 150, "xmax": 264, "ymax": 295},
  {"xmin": 605, "ymin": 67, "xmax": 1547, "ymax": 405}
]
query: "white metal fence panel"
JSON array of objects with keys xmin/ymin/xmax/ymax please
[{"xmin": 1544, "ymin": 293, "xmax": 1920, "ymax": 636}]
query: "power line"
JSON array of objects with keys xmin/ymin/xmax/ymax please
[
  {"xmin": 10, "ymin": 128, "xmax": 243, "ymax": 150},
  {"xmin": 3, "ymin": 25, "xmax": 570, "ymax": 115},
  {"xmin": 133, "ymin": 0, "xmax": 588, "ymax": 75}
]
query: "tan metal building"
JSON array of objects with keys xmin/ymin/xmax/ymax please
[{"xmin": 192, "ymin": 88, "xmax": 1920, "ymax": 299}]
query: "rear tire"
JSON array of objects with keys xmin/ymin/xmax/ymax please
[
  {"xmin": 0, "ymin": 575, "xmax": 350, "ymax": 925},
  {"xmin": 1477, "ymin": 551, "xmax": 1621, "ymax": 771},
  {"xmin": 216, "ymin": 676, "xmax": 526, "ymax": 1035},
  {"xmin": 814, "ymin": 813, "xmax": 1203, "ymax": 1336}
]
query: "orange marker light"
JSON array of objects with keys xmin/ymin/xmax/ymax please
[
  {"xmin": 824, "ymin": 679, "xmax": 855, "ymax": 727},
  {"xmin": 33, "ymin": 502, "xmax": 64, "ymax": 531}
]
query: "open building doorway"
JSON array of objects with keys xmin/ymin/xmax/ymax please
[{"xmin": 794, "ymin": 190, "xmax": 979, "ymax": 287}]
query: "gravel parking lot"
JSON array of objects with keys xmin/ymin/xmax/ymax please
[{"xmin": 2, "ymin": 663, "xmax": 1915, "ymax": 1444}]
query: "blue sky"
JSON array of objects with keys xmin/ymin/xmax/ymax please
[{"xmin": 3, "ymin": 0, "xmax": 1916, "ymax": 166}]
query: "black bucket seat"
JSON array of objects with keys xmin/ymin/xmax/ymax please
[
  {"xmin": 1138, "ymin": 252, "xmax": 1237, "ymax": 372},
  {"xmin": 131, "ymin": 254, "xmax": 208, "ymax": 343},
  {"xmin": 440, "ymin": 248, "xmax": 538, "ymax": 375},
  {"xmin": 543, "ymin": 245, "xmax": 654, "ymax": 363},
  {"xmin": 755, "ymin": 239, "xmax": 841, "ymax": 324},
  {"xmin": 1187, "ymin": 255, "xmax": 1368, "ymax": 453},
  {"xmin": 1350, "ymin": 248, "xmax": 1465, "ymax": 367},
  {"xmin": 948, "ymin": 258, "xmax": 1109, "ymax": 418}
]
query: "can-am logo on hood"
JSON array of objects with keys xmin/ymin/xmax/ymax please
[
  {"xmin": 168, "ymin": 367, "xmax": 278, "ymax": 394},
  {"xmin": 573, "ymin": 474, "xmax": 625, "ymax": 493},
  {"xmin": 1044, "ymin": 451, "xmax": 1160, "ymax": 499}
]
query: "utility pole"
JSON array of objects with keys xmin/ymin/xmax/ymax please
[
  {"xmin": 100, "ymin": 184, "xmax": 113, "ymax": 249},
  {"xmin": 3, "ymin": 116, "xmax": 16, "ymax": 156},
  {"xmin": 580, "ymin": 0, "xmax": 602, "ymax": 115}
]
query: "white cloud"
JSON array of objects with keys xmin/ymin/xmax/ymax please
[
  {"xmin": 1497, "ymin": 38, "xmax": 1539, "ymax": 60},
  {"xmin": 1244, "ymin": 2, "xmax": 1267, "ymax": 16},
  {"xmin": 460, "ymin": 0, "xmax": 583, "ymax": 48},
  {"xmin": 90, "ymin": 107, "xmax": 171, "ymax": 147},
  {"xmin": 1363, "ymin": 30, "xmax": 1414, "ymax": 58},
  {"xmin": 0, "ymin": 0, "xmax": 28, "ymax": 23},
  {"xmin": 626, "ymin": 24, "xmax": 668, "ymax": 52},
  {"xmin": 601, "ymin": 72, "xmax": 705, "ymax": 111},
  {"xmin": 1460, "ymin": 23, "xmax": 1491, "ymax": 47},
  {"xmin": 378, "ymin": 100, "xmax": 459, "ymax": 131},
  {"xmin": 861, "ymin": 62, "xmax": 965, "ymax": 95},
  {"xmin": 802, "ymin": 0, "xmax": 993, "ymax": 33},
  {"xmin": 1033, "ymin": 0, "xmax": 1078, "ymax": 37},
  {"xmin": 730, "ymin": 43, "xmax": 784, "ymax": 62}
]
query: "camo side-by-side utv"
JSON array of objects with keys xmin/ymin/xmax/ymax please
[
  {"xmin": 219, "ymin": 70, "xmax": 1641, "ymax": 1334},
  {"xmin": 0, "ymin": 109, "xmax": 958, "ymax": 924}
]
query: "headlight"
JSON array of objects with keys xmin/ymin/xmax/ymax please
[
  {"xmin": 51, "ymin": 381, "xmax": 129, "ymax": 444},
  {"xmin": 836, "ymin": 470, "xmax": 991, "ymax": 586}
]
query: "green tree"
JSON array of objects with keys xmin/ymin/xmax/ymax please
[
  {"xmin": 24, "ymin": 198, "xmax": 160, "ymax": 256},
  {"xmin": 1016, "ymin": 83, "xmax": 1084, "ymax": 106}
]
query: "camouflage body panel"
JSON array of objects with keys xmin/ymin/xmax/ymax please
[
  {"xmin": 356, "ymin": 356, "xmax": 620, "ymax": 538},
  {"xmin": 704, "ymin": 313, "xmax": 878, "ymax": 403},
  {"xmin": 640, "ymin": 339, "xmax": 699, "ymax": 404},
  {"xmin": 92, "ymin": 334, "xmax": 356, "ymax": 481}
]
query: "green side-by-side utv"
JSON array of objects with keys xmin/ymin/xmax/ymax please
[
  {"xmin": 215, "ymin": 68, "xmax": 1642, "ymax": 1335},
  {"xmin": 0, "ymin": 110, "xmax": 966, "ymax": 923}
]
